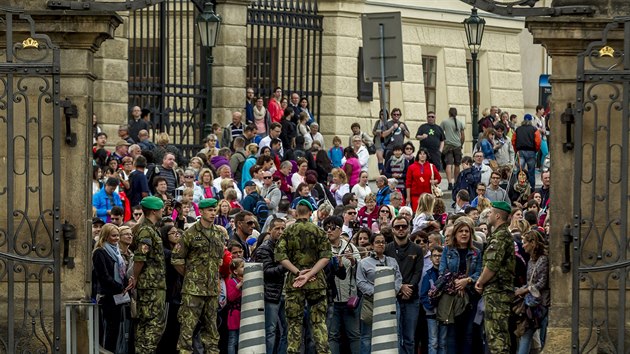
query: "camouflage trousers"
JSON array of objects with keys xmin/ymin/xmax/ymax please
[
  {"xmin": 177, "ymin": 294, "xmax": 219, "ymax": 354},
  {"xmin": 135, "ymin": 289, "xmax": 167, "ymax": 354},
  {"xmin": 286, "ymin": 289, "xmax": 330, "ymax": 354},
  {"xmin": 484, "ymin": 294, "xmax": 512, "ymax": 354}
]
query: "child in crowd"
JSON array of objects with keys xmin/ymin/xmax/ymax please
[
  {"xmin": 420, "ymin": 246, "xmax": 445, "ymax": 354},
  {"xmin": 384, "ymin": 145, "xmax": 409, "ymax": 195},
  {"xmin": 328, "ymin": 136, "xmax": 344, "ymax": 168},
  {"xmin": 226, "ymin": 258, "xmax": 245, "ymax": 354}
]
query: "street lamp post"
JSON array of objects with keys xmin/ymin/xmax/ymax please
[
  {"xmin": 197, "ymin": 1, "xmax": 222, "ymax": 138},
  {"xmin": 463, "ymin": 8, "xmax": 485, "ymax": 150}
]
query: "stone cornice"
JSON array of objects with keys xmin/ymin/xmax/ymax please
[
  {"xmin": 526, "ymin": 17, "xmax": 624, "ymax": 57},
  {"xmin": 0, "ymin": 11, "xmax": 123, "ymax": 52}
]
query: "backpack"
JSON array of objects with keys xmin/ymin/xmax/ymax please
[
  {"xmin": 254, "ymin": 195, "xmax": 269, "ymax": 226},
  {"xmin": 452, "ymin": 168, "xmax": 481, "ymax": 201},
  {"xmin": 233, "ymin": 152, "xmax": 247, "ymax": 184}
]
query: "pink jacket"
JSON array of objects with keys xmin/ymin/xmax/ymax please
[{"xmin": 226, "ymin": 277, "xmax": 242, "ymax": 330}]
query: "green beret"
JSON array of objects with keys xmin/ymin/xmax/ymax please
[
  {"xmin": 140, "ymin": 196, "xmax": 164, "ymax": 210},
  {"xmin": 491, "ymin": 201, "xmax": 512, "ymax": 214},
  {"xmin": 297, "ymin": 199, "xmax": 315, "ymax": 211},
  {"xmin": 199, "ymin": 198, "xmax": 218, "ymax": 209}
]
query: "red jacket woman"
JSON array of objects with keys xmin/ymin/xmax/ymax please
[{"xmin": 406, "ymin": 148, "xmax": 441, "ymax": 212}]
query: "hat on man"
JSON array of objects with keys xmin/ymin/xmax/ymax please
[
  {"xmin": 140, "ymin": 196, "xmax": 165, "ymax": 210},
  {"xmin": 244, "ymin": 181, "xmax": 256, "ymax": 188},
  {"xmin": 199, "ymin": 198, "xmax": 218, "ymax": 209},
  {"xmin": 116, "ymin": 140, "xmax": 131, "ymax": 147},
  {"xmin": 491, "ymin": 201, "xmax": 512, "ymax": 214},
  {"xmin": 92, "ymin": 217, "xmax": 105, "ymax": 226},
  {"xmin": 524, "ymin": 114, "xmax": 533, "ymax": 121}
]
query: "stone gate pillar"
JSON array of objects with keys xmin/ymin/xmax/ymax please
[{"xmin": 527, "ymin": 2, "xmax": 630, "ymax": 350}]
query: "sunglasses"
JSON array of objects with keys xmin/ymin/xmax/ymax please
[
  {"xmin": 133, "ymin": 213, "xmax": 143, "ymax": 217},
  {"xmin": 184, "ymin": 175, "xmax": 194, "ymax": 178},
  {"xmin": 427, "ymin": 115, "xmax": 435, "ymax": 118},
  {"xmin": 263, "ymin": 176, "xmax": 272, "ymax": 179},
  {"xmin": 415, "ymin": 239, "xmax": 427, "ymax": 244},
  {"xmin": 380, "ymin": 210, "xmax": 390, "ymax": 214},
  {"xmin": 245, "ymin": 220, "xmax": 257, "ymax": 226},
  {"xmin": 325, "ymin": 225, "xmax": 339, "ymax": 231},
  {"xmin": 393, "ymin": 224, "xmax": 408, "ymax": 230},
  {"xmin": 373, "ymin": 240, "xmax": 386, "ymax": 245},
  {"xmin": 346, "ymin": 211, "xmax": 357, "ymax": 215}
]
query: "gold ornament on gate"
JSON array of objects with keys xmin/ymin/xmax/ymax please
[
  {"xmin": 22, "ymin": 38, "xmax": 39, "ymax": 49},
  {"xmin": 599, "ymin": 45, "xmax": 614, "ymax": 58}
]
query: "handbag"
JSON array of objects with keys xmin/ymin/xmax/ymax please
[
  {"xmin": 367, "ymin": 143, "xmax": 376, "ymax": 155},
  {"xmin": 347, "ymin": 295, "xmax": 360, "ymax": 309},
  {"xmin": 429, "ymin": 163, "xmax": 443, "ymax": 198}
]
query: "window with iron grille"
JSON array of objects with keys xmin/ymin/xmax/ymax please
[
  {"xmin": 422, "ymin": 56, "xmax": 437, "ymax": 114},
  {"xmin": 246, "ymin": 46, "xmax": 278, "ymax": 96}
]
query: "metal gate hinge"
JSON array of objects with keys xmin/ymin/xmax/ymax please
[
  {"xmin": 60, "ymin": 98, "xmax": 78, "ymax": 147},
  {"xmin": 561, "ymin": 103, "xmax": 575, "ymax": 153},
  {"xmin": 562, "ymin": 223, "xmax": 572, "ymax": 273}
]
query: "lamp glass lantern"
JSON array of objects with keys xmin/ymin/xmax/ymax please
[
  {"xmin": 197, "ymin": 3, "xmax": 221, "ymax": 48},
  {"xmin": 463, "ymin": 8, "xmax": 486, "ymax": 54}
]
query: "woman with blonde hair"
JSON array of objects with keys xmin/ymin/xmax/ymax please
[
  {"xmin": 198, "ymin": 168, "xmax": 216, "ymax": 199},
  {"xmin": 329, "ymin": 168, "xmax": 349, "ymax": 206},
  {"xmin": 92, "ymin": 224, "xmax": 130, "ymax": 352},
  {"xmin": 412, "ymin": 193, "xmax": 440, "ymax": 234}
]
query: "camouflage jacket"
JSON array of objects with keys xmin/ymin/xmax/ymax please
[
  {"xmin": 275, "ymin": 219, "xmax": 332, "ymax": 291},
  {"xmin": 131, "ymin": 218, "xmax": 166, "ymax": 290},
  {"xmin": 171, "ymin": 220, "xmax": 226, "ymax": 296},
  {"xmin": 483, "ymin": 223, "xmax": 515, "ymax": 295}
]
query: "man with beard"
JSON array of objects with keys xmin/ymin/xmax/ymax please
[{"xmin": 384, "ymin": 216, "xmax": 424, "ymax": 354}]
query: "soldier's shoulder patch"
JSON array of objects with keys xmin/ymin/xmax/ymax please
[
  {"xmin": 173, "ymin": 243, "xmax": 182, "ymax": 253},
  {"xmin": 140, "ymin": 243, "xmax": 150, "ymax": 254}
]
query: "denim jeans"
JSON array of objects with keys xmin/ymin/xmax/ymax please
[
  {"xmin": 518, "ymin": 150, "xmax": 537, "ymax": 189},
  {"xmin": 360, "ymin": 319, "xmax": 372, "ymax": 354},
  {"xmin": 445, "ymin": 307, "xmax": 474, "ymax": 354},
  {"xmin": 227, "ymin": 329, "xmax": 239, "ymax": 354},
  {"xmin": 396, "ymin": 298, "xmax": 420, "ymax": 354},
  {"xmin": 327, "ymin": 302, "xmax": 361, "ymax": 354},
  {"xmin": 426, "ymin": 317, "xmax": 446, "ymax": 354},
  {"xmin": 265, "ymin": 297, "xmax": 288, "ymax": 354}
]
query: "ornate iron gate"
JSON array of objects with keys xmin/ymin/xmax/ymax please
[
  {"xmin": 128, "ymin": 0, "xmax": 204, "ymax": 159},
  {"xmin": 0, "ymin": 7, "xmax": 62, "ymax": 354},
  {"xmin": 572, "ymin": 17, "xmax": 630, "ymax": 353},
  {"xmin": 246, "ymin": 0, "xmax": 323, "ymax": 122}
]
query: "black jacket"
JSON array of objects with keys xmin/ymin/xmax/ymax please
[
  {"xmin": 92, "ymin": 248, "xmax": 127, "ymax": 296},
  {"xmin": 252, "ymin": 239, "xmax": 287, "ymax": 303},
  {"xmin": 513, "ymin": 125, "xmax": 538, "ymax": 152}
]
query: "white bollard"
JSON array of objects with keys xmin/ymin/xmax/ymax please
[
  {"xmin": 238, "ymin": 262, "xmax": 266, "ymax": 354},
  {"xmin": 371, "ymin": 266, "xmax": 398, "ymax": 354}
]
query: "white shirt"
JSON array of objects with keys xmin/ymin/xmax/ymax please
[
  {"xmin": 259, "ymin": 136, "xmax": 284, "ymax": 157},
  {"xmin": 351, "ymin": 184, "xmax": 373, "ymax": 208},
  {"xmin": 212, "ymin": 177, "xmax": 243, "ymax": 200}
]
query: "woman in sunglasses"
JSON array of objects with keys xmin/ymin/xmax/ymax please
[{"xmin": 371, "ymin": 204, "xmax": 395, "ymax": 234}]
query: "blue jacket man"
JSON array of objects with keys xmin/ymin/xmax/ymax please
[
  {"xmin": 93, "ymin": 177, "xmax": 123, "ymax": 222},
  {"xmin": 375, "ymin": 176, "xmax": 391, "ymax": 206}
]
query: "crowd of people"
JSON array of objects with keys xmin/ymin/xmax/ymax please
[{"xmin": 90, "ymin": 89, "xmax": 551, "ymax": 354}]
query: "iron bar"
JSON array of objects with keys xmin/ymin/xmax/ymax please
[{"xmin": 471, "ymin": 51, "xmax": 479, "ymax": 149}]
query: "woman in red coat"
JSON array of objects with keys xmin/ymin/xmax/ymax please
[{"xmin": 406, "ymin": 147, "xmax": 441, "ymax": 212}]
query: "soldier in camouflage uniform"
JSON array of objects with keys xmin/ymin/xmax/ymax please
[
  {"xmin": 275, "ymin": 200, "xmax": 332, "ymax": 354},
  {"xmin": 171, "ymin": 198, "xmax": 227, "ymax": 354},
  {"xmin": 475, "ymin": 201, "xmax": 515, "ymax": 354},
  {"xmin": 130, "ymin": 196, "xmax": 166, "ymax": 354}
]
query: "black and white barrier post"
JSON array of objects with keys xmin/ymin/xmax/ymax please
[
  {"xmin": 371, "ymin": 266, "xmax": 398, "ymax": 354},
  {"xmin": 238, "ymin": 262, "xmax": 266, "ymax": 354}
]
